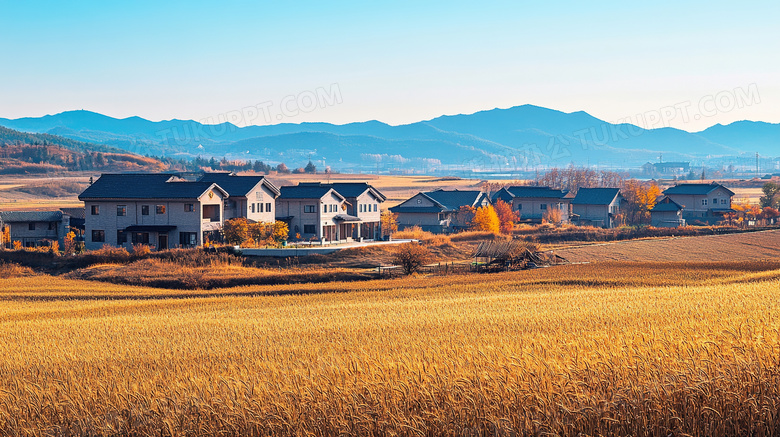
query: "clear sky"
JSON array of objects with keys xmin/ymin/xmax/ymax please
[{"xmin": 0, "ymin": 1, "xmax": 777, "ymax": 131}]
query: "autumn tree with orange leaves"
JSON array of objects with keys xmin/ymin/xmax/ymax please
[
  {"xmin": 493, "ymin": 199, "xmax": 520, "ymax": 234},
  {"xmin": 621, "ymin": 180, "xmax": 662, "ymax": 225},
  {"xmin": 470, "ymin": 205, "xmax": 500, "ymax": 234}
]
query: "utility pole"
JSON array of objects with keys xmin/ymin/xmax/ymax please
[{"xmin": 756, "ymin": 152, "xmax": 760, "ymax": 176}]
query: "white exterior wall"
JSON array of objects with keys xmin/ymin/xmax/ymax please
[
  {"xmin": 277, "ymin": 191, "xmax": 344, "ymax": 240},
  {"xmin": 666, "ymin": 187, "xmax": 733, "ymax": 217},
  {"xmin": 512, "ymin": 198, "xmax": 570, "ymax": 222},
  {"xmin": 245, "ymin": 184, "xmax": 277, "ymax": 223}
]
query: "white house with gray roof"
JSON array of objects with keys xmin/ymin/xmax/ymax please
[
  {"xmin": 662, "ymin": 182, "xmax": 734, "ymax": 225},
  {"xmin": 79, "ymin": 173, "xmax": 228, "ymax": 250},
  {"xmin": 492, "ymin": 186, "xmax": 571, "ymax": 223},
  {"xmin": 571, "ymin": 187, "xmax": 623, "ymax": 228},
  {"xmin": 276, "ymin": 182, "xmax": 352, "ymax": 242},
  {"xmin": 198, "ymin": 172, "xmax": 280, "ymax": 223}
]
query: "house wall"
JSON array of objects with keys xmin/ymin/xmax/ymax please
[
  {"xmin": 245, "ymin": 184, "xmax": 277, "ymax": 223},
  {"xmin": 651, "ymin": 210, "xmax": 685, "ymax": 227},
  {"xmin": 83, "ymin": 188, "xmax": 224, "ymax": 250},
  {"xmin": 396, "ymin": 212, "xmax": 448, "ymax": 234},
  {"xmin": 6, "ymin": 218, "xmax": 68, "ymax": 247},
  {"xmin": 352, "ymin": 191, "xmax": 382, "ymax": 239},
  {"xmin": 666, "ymin": 187, "xmax": 733, "ymax": 217},
  {"xmin": 512, "ymin": 198, "xmax": 570, "ymax": 222},
  {"xmin": 573, "ymin": 198, "xmax": 620, "ymax": 228},
  {"xmin": 277, "ymin": 191, "xmax": 344, "ymax": 240}
]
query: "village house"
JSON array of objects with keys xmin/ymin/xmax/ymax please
[
  {"xmin": 662, "ymin": 182, "xmax": 735, "ymax": 225},
  {"xmin": 650, "ymin": 196, "xmax": 686, "ymax": 227},
  {"xmin": 492, "ymin": 186, "xmax": 571, "ymax": 223},
  {"xmin": 570, "ymin": 187, "xmax": 623, "ymax": 228},
  {"xmin": 319, "ymin": 182, "xmax": 386, "ymax": 240},
  {"xmin": 275, "ymin": 182, "xmax": 352, "ymax": 242},
  {"xmin": 198, "ymin": 172, "xmax": 280, "ymax": 223},
  {"xmin": 0, "ymin": 210, "xmax": 70, "ymax": 248},
  {"xmin": 389, "ymin": 189, "xmax": 491, "ymax": 234},
  {"xmin": 79, "ymin": 173, "xmax": 228, "ymax": 251}
]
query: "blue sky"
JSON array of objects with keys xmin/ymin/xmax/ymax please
[{"xmin": 0, "ymin": 1, "xmax": 777, "ymax": 131}]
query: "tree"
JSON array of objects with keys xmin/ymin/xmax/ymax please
[
  {"xmin": 542, "ymin": 207, "xmax": 563, "ymax": 225},
  {"xmin": 223, "ymin": 218, "xmax": 249, "ymax": 246},
  {"xmin": 271, "ymin": 221, "xmax": 289, "ymax": 245},
  {"xmin": 452, "ymin": 205, "xmax": 476, "ymax": 229},
  {"xmin": 493, "ymin": 199, "xmax": 520, "ymax": 234},
  {"xmin": 275, "ymin": 163, "xmax": 290, "ymax": 174},
  {"xmin": 761, "ymin": 207, "xmax": 779, "ymax": 225},
  {"xmin": 760, "ymin": 182, "xmax": 780, "ymax": 208},
  {"xmin": 304, "ymin": 160, "xmax": 317, "ymax": 174},
  {"xmin": 380, "ymin": 210, "xmax": 398, "ymax": 238},
  {"xmin": 470, "ymin": 205, "xmax": 500, "ymax": 234},
  {"xmin": 1, "ymin": 225, "xmax": 9, "ymax": 248},
  {"xmin": 621, "ymin": 180, "xmax": 661, "ymax": 225},
  {"xmin": 63, "ymin": 231, "xmax": 76, "ymax": 255},
  {"xmin": 392, "ymin": 242, "xmax": 432, "ymax": 275}
]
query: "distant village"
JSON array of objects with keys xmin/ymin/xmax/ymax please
[{"xmin": 2, "ymin": 169, "xmax": 774, "ymax": 253}]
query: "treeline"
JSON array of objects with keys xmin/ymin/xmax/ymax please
[
  {"xmin": 0, "ymin": 143, "xmax": 172, "ymax": 174},
  {"xmin": 192, "ymin": 157, "xmax": 321, "ymax": 175}
]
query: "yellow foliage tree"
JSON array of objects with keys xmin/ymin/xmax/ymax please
[
  {"xmin": 493, "ymin": 199, "xmax": 520, "ymax": 234},
  {"xmin": 63, "ymin": 232, "xmax": 76, "ymax": 255},
  {"xmin": 380, "ymin": 211, "xmax": 398, "ymax": 238},
  {"xmin": 470, "ymin": 205, "xmax": 500, "ymax": 234}
]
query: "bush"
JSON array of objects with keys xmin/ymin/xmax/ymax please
[
  {"xmin": 392, "ymin": 242, "xmax": 432, "ymax": 275},
  {"xmin": 132, "ymin": 244, "xmax": 151, "ymax": 258}
]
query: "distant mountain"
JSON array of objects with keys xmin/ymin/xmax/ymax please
[
  {"xmin": 1, "ymin": 106, "xmax": 776, "ymax": 172},
  {"xmin": 695, "ymin": 121, "xmax": 780, "ymax": 156}
]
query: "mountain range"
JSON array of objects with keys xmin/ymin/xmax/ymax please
[{"xmin": 1, "ymin": 105, "xmax": 777, "ymax": 172}]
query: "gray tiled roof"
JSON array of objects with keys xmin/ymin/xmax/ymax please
[
  {"xmin": 79, "ymin": 174, "xmax": 225, "ymax": 200},
  {"xmin": 425, "ymin": 189, "xmax": 488, "ymax": 211},
  {"xmin": 321, "ymin": 182, "xmax": 387, "ymax": 201},
  {"xmin": 0, "ymin": 210, "xmax": 63, "ymax": 222},
  {"xmin": 571, "ymin": 188, "xmax": 621, "ymax": 205},
  {"xmin": 60, "ymin": 207, "xmax": 86, "ymax": 219},
  {"xmin": 651, "ymin": 197, "xmax": 684, "ymax": 212},
  {"xmin": 198, "ymin": 172, "xmax": 280, "ymax": 197},
  {"xmin": 663, "ymin": 183, "xmax": 735, "ymax": 196},
  {"xmin": 495, "ymin": 186, "xmax": 569, "ymax": 200},
  {"xmin": 278, "ymin": 184, "xmax": 345, "ymax": 201}
]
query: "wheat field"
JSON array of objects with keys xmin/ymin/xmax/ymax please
[{"xmin": 2, "ymin": 262, "xmax": 780, "ymax": 436}]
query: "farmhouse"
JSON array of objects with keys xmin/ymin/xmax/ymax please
[
  {"xmin": 0, "ymin": 210, "xmax": 69, "ymax": 248},
  {"xmin": 492, "ymin": 186, "xmax": 571, "ymax": 223},
  {"xmin": 570, "ymin": 187, "xmax": 622, "ymax": 228},
  {"xmin": 650, "ymin": 196, "xmax": 686, "ymax": 227},
  {"xmin": 275, "ymin": 183, "xmax": 353, "ymax": 242},
  {"xmin": 79, "ymin": 173, "xmax": 228, "ymax": 251},
  {"xmin": 319, "ymin": 182, "xmax": 386, "ymax": 240},
  {"xmin": 390, "ymin": 189, "xmax": 491, "ymax": 233},
  {"xmin": 662, "ymin": 182, "xmax": 735, "ymax": 225},
  {"xmin": 198, "ymin": 172, "xmax": 280, "ymax": 223}
]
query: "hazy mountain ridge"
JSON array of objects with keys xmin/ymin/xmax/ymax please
[{"xmin": 1, "ymin": 106, "xmax": 777, "ymax": 171}]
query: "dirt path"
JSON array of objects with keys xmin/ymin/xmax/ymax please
[{"xmin": 552, "ymin": 229, "xmax": 780, "ymax": 262}]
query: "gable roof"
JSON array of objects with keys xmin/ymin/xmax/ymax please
[
  {"xmin": 651, "ymin": 196, "xmax": 684, "ymax": 212},
  {"xmin": 495, "ymin": 186, "xmax": 569, "ymax": 200},
  {"xmin": 571, "ymin": 188, "xmax": 621, "ymax": 205},
  {"xmin": 278, "ymin": 183, "xmax": 346, "ymax": 201},
  {"xmin": 663, "ymin": 182, "xmax": 735, "ymax": 196},
  {"xmin": 0, "ymin": 210, "xmax": 63, "ymax": 223},
  {"xmin": 198, "ymin": 172, "xmax": 280, "ymax": 198},
  {"xmin": 60, "ymin": 207, "xmax": 85, "ymax": 219},
  {"xmin": 78, "ymin": 173, "xmax": 228, "ymax": 200},
  {"xmin": 321, "ymin": 182, "xmax": 386, "ymax": 201},
  {"xmin": 424, "ymin": 189, "xmax": 489, "ymax": 211}
]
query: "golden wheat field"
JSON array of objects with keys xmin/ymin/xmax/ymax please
[{"xmin": 2, "ymin": 262, "xmax": 780, "ymax": 436}]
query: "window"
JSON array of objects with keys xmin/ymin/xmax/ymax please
[
  {"xmin": 330, "ymin": 204, "xmax": 337, "ymax": 213},
  {"xmin": 517, "ymin": 204, "xmax": 522, "ymax": 211},
  {"xmin": 438, "ymin": 213, "xmax": 446, "ymax": 221},
  {"xmin": 117, "ymin": 205, "xmax": 126, "ymax": 216},
  {"xmin": 184, "ymin": 204, "xmax": 194, "ymax": 212},
  {"xmin": 179, "ymin": 232, "xmax": 197, "ymax": 247},
  {"xmin": 540, "ymin": 204, "xmax": 547, "ymax": 210},
  {"xmin": 702, "ymin": 199, "xmax": 708, "ymax": 206},
  {"xmin": 258, "ymin": 203, "xmax": 263, "ymax": 213},
  {"xmin": 141, "ymin": 205, "xmax": 149, "ymax": 215},
  {"xmin": 417, "ymin": 198, "xmax": 422, "ymax": 204},
  {"xmin": 323, "ymin": 205, "xmax": 327, "ymax": 213},
  {"xmin": 29, "ymin": 222, "xmax": 36, "ymax": 231},
  {"xmin": 712, "ymin": 198, "xmax": 718, "ymax": 205},
  {"xmin": 117, "ymin": 230, "xmax": 127, "ymax": 244},
  {"xmin": 250, "ymin": 203, "xmax": 255, "ymax": 213},
  {"xmin": 722, "ymin": 199, "xmax": 727, "ymax": 205},
  {"xmin": 373, "ymin": 204, "xmax": 377, "ymax": 212},
  {"xmin": 303, "ymin": 224, "xmax": 316, "ymax": 234},
  {"xmin": 91, "ymin": 205, "xmax": 99, "ymax": 215},
  {"xmin": 49, "ymin": 222, "xmax": 56, "ymax": 230},
  {"xmin": 131, "ymin": 232, "xmax": 149, "ymax": 244},
  {"xmin": 266, "ymin": 202, "xmax": 272, "ymax": 212},
  {"xmin": 304, "ymin": 205, "xmax": 316, "ymax": 213},
  {"xmin": 92, "ymin": 230, "xmax": 105, "ymax": 242},
  {"xmin": 156, "ymin": 205, "xmax": 166, "ymax": 214}
]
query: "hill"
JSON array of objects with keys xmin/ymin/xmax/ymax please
[
  {"xmin": 0, "ymin": 125, "xmax": 171, "ymax": 174},
  {"xmin": 1, "ymin": 106, "xmax": 777, "ymax": 172}
]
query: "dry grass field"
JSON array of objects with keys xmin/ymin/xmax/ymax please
[
  {"xmin": 3, "ymin": 261, "xmax": 780, "ymax": 436},
  {"xmin": 554, "ymin": 229, "xmax": 780, "ymax": 263}
]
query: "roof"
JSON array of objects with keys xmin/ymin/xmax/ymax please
[
  {"xmin": 198, "ymin": 172, "xmax": 280, "ymax": 198},
  {"xmin": 571, "ymin": 188, "xmax": 621, "ymax": 205},
  {"xmin": 60, "ymin": 207, "xmax": 86, "ymax": 219},
  {"xmin": 663, "ymin": 183, "xmax": 735, "ymax": 196},
  {"xmin": 388, "ymin": 206, "xmax": 446, "ymax": 213},
  {"xmin": 332, "ymin": 214, "xmax": 362, "ymax": 222},
  {"xmin": 278, "ymin": 184, "xmax": 345, "ymax": 201},
  {"xmin": 78, "ymin": 174, "xmax": 227, "ymax": 200},
  {"xmin": 651, "ymin": 197, "xmax": 683, "ymax": 212},
  {"xmin": 321, "ymin": 182, "xmax": 386, "ymax": 201},
  {"xmin": 0, "ymin": 210, "xmax": 63, "ymax": 223},
  {"xmin": 424, "ymin": 189, "xmax": 488, "ymax": 211},
  {"xmin": 496, "ymin": 186, "xmax": 569, "ymax": 200}
]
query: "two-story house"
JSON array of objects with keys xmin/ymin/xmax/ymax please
[
  {"xmin": 571, "ymin": 187, "xmax": 623, "ymax": 228},
  {"xmin": 662, "ymin": 182, "xmax": 735, "ymax": 225},
  {"xmin": 650, "ymin": 196, "xmax": 686, "ymax": 227},
  {"xmin": 275, "ymin": 183, "xmax": 351, "ymax": 242},
  {"xmin": 492, "ymin": 186, "xmax": 571, "ymax": 223},
  {"xmin": 320, "ymin": 182, "xmax": 386, "ymax": 240},
  {"xmin": 79, "ymin": 174, "xmax": 228, "ymax": 250},
  {"xmin": 390, "ymin": 189, "xmax": 491, "ymax": 233},
  {"xmin": 198, "ymin": 172, "xmax": 280, "ymax": 223},
  {"xmin": 0, "ymin": 210, "xmax": 69, "ymax": 248}
]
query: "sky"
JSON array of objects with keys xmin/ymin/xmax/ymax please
[{"xmin": 0, "ymin": 1, "xmax": 778, "ymax": 132}]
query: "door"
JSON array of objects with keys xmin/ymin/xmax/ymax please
[{"xmin": 158, "ymin": 234, "xmax": 168, "ymax": 250}]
